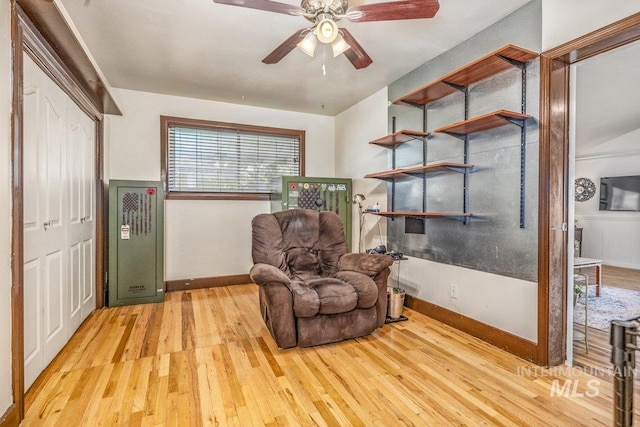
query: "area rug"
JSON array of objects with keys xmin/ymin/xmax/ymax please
[{"xmin": 574, "ymin": 285, "xmax": 640, "ymax": 330}]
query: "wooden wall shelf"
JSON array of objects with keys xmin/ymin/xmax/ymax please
[
  {"xmin": 393, "ymin": 82, "xmax": 457, "ymax": 108},
  {"xmin": 373, "ymin": 211, "xmax": 474, "ymax": 222},
  {"xmin": 435, "ymin": 110, "xmax": 532, "ymax": 137},
  {"xmin": 393, "ymin": 45, "xmax": 538, "ymax": 108},
  {"xmin": 365, "ymin": 162, "xmax": 473, "ymax": 180},
  {"xmin": 368, "ymin": 130, "xmax": 429, "ymax": 147}
]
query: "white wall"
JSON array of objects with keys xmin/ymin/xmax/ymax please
[
  {"xmin": 333, "ymin": 88, "xmax": 538, "ymax": 342},
  {"xmin": 335, "ymin": 88, "xmax": 389, "ymax": 252},
  {"xmin": 107, "ymin": 88, "xmax": 336, "ymax": 280},
  {"xmin": 0, "ymin": 0, "xmax": 13, "ymax": 416},
  {"xmin": 575, "ymin": 129, "xmax": 640, "ymax": 269},
  {"xmin": 542, "ymin": 0, "xmax": 640, "ymax": 51},
  {"xmin": 401, "ymin": 260, "xmax": 537, "ymax": 342}
]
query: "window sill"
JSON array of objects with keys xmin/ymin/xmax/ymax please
[{"xmin": 166, "ymin": 192, "xmax": 271, "ymax": 201}]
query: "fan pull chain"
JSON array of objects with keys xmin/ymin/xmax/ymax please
[{"xmin": 322, "ymin": 48, "xmax": 327, "ymax": 76}]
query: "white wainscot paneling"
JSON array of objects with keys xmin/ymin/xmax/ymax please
[{"xmin": 578, "ymin": 215, "xmax": 640, "ymax": 269}]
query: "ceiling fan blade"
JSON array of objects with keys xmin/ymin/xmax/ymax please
[
  {"xmin": 262, "ymin": 29, "xmax": 306, "ymax": 64},
  {"xmin": 347, "ymin": 0, "xmax": 439, "ymax": 22},
  {"xmin": 340, "ymin": 29, "xmax": 372, "ymax": 69},
  {"xmin": 213, "ymin": 0, "xmax": 304, "ymax": 16}
]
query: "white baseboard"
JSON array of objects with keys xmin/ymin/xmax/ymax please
[{"xmin": 601, "ymin": 260, "xmax": 640, "ymax": 271}]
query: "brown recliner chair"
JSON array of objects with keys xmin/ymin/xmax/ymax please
[{"xmin": 250, "ymin": 209, "xmax": 393, "ymax": 348}]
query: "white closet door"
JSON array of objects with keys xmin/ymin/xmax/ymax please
[
  {"xmin": 23, "ymin": 53, "xmax": 96, "ymax": 390},
  {"xmin": 67, "ymin": 102, "xmax": 83, "ymax": 332},
  {"xmin": 22, "ymin": 57, "xmax": 43, "ymax": 390},
  {"xmin": 79, "ymin": 113, "xmax": 96, "ymax": 320},
  {"xmin": 67, "ymin": 102, "xmax": 96, "ymax": 331}
]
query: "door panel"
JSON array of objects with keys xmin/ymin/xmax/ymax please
[
  {"xmin": 69, "ymin": 101, "xmax": 96, "ymax": 319},
  {"xmin": 82, "ymin": 239, "xmax": 94, "ymax": 309},
  {"xmin": 68, "ymin": 108, "xmax": 82, "ymax": 226},
  {"xmin": 67, "ymin": 103, "xmax": 84, "ymax": 332},
  {"xmin": 23, "ymin": 259, "xmax": 41, "ymax": 390},
  {"xmin": 70, "ymin": 243, "xmax": 81, "ymax": 331},
  {"xmin": 43, "ymin": 92, "xmax": 65, "ymax": 229},
  {"xmin": 23, "ymin": 55, "xmax": 47, "ymax": 390},
  {"xmin": 80, "ymin": 114, "xmax": 95, "ymax": 315},
  {"xmin": 82, "ymin": 118, "xmax": 94, "ymax": 223},
  {"xmin": 23, "ymin": 84, "xmax": 40, "ymax": 232},
  {"xmin": 43, "ymin": 250, "xmax": 65, "ymax": 365}
]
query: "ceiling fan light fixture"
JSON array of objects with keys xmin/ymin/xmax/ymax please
[
  {"xmin": 297, "ymin": 31, "xmax": 318, "ymax": 57},
  {"xmin": 316, "ymin": 18, "xmax": 338, "ymax": 44},
  {"xmin": 331, "ymin": 33, "xmax": 350, "ymax": 57}
]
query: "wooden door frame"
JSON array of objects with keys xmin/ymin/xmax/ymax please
[
  {"xmin": 6, "ymin": 4, "xmax": 108, "ymax": 425},
  {"xmin": 538, "ymin": 13, "xmax": 640, "ymax": 366}
]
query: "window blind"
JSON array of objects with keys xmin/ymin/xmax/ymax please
[{"xmin": 167, "ymin": 125, "xmax": 300, "ymax": 194}]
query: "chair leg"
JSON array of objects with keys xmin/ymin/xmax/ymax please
[
  {"xmin": 574, "ymin": 273, "xmax": 589, "ymax": 354},
  {"xmin": 584, "ymin": 277, "xmax": 589, "ymax": 354}
]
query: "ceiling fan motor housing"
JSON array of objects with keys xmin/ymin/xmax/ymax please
[{"xmin": 301, "ymin": 0, "xmax": 348, "ymax": 21}]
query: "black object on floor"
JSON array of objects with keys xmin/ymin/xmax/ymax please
[{"xmin": 385, "ymin": 315, "xmax": 408, "ymax": 324}]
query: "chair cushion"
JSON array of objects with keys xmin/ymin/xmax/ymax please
[
  {"xmin": 333, "ymin": 271, "xmax": 378, "ymax": 309},
  {"xmin": 290, "ymin": 278, "xmax": 357, "ymax": 317}
]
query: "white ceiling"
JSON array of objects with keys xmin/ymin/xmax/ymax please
[
  {"xmin": 574, "ymin": 39, "xmax": 640, "ymax": 154},
  {"xmin": 59, "ymin": 0, "xmax": 532, "ymax": 116}
]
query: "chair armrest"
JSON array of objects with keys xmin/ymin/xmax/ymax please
[
  {"xmin": 338, "ymin": 253, "xmax": 393, "ymax": 277},
  {"xmin": 250, "ymin": 263, "xmax": 291, "ymax": 286}
]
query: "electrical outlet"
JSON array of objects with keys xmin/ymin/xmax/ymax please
[{"xmin": 450, "ymin": 283, "xmax": 458, "ymax": 299}]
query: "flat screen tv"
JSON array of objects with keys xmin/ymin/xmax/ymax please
[{"xmin": 599, "ymin": 175, "xmax": 640, "ymax": 211}]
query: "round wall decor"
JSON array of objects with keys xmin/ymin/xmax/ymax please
[{"xmin": 575, "ymin": 177, "xmax": 596, "ymax": 202}]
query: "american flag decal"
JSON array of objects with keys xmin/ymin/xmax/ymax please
[{"xmin": 122, "ymin": 191, "xmax": 153, "ymax": 236}]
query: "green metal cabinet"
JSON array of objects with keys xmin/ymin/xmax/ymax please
[
  {"xmin": 271, "ymin": 176, "xmax": 352, "ymax": 251},
  {"xmin": 108, "ymin": 180, "xmax": 164, "ymax": 306}
]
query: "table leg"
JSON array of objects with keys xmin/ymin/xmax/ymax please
[{"xmin": 595, "ymin": 264, "xmax": 601, "ymax": 297}]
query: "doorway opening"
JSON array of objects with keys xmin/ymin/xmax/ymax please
[{"xmin": 567, "ymin": 39, "xmax": 640, "ymax": 372}]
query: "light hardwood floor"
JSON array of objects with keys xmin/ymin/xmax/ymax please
[
  {"xmin": 25, "ymin": 284, "xmax": 630, "ymax": 426},
  {"xmin": 573, "ymin": 265, "xmax": 640, "ymax": 388},
  {"xmin": 575, "ymin": 264, "xmax": 640, "ymax": 292}
]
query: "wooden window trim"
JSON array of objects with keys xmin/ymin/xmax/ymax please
[{"xmin": 160, "ymin": 115, "xmax": 306, "ymax": 201}]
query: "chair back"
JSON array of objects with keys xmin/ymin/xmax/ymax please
[{"xmin": 252, "ymin": 209, "xmax": 348, "ymax": 279}]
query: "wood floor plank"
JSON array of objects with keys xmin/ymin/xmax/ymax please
[
  {"xmin": 181, "ymin": 292, "xmax": 197, "ymax": 350},
  {"xmin": 112, "ymin": 314, "xmax": 138, "ymax": 363},
  {"xmin": 157, "ymin": 296, "xmax": 181, "ymax": 355},
  {"xmin": 24, "ymin": 283, "xmax": 633, "ymax": 426},
  {"xmin": 140, "ymin": 302, "xmax": 164, "ymax": 358}
]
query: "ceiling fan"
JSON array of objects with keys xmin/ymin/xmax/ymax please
[{"xmin": 212, "ymin": 0, "xmax": 440, "ymax": 69}]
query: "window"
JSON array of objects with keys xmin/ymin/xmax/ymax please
[{"xmin": 161, "ymin": 116, "xmax": 305, "ymax": 200}]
